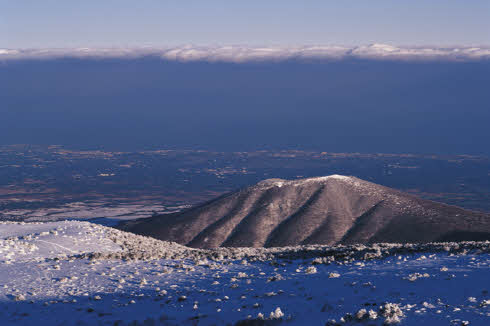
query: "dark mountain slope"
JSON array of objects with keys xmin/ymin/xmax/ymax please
[{"xmin": 120, "ymin": 175, "xmax": 490, "ymax": 248}]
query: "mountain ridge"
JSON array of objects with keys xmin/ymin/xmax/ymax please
[{"xmin": 120, "ymin": 175, "xmax": 490, "ymax": 248}]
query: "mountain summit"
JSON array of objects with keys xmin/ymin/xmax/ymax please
[{"xmin": 121, "ymin": 175, "xmax": 490, "ymax": 248}]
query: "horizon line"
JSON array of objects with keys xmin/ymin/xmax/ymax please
[{"xmin": 2, "ymin": 44, "xmax": 490, "ymax": 63}]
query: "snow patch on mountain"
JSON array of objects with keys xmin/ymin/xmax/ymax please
[{"xmin": 256, "ymin": 175, "xmax": 353, "ymax": 188}]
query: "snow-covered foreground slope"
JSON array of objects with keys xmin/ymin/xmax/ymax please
[
  {"xmin": 0, "ymin": 221, "xmax": 489, "ymax": 326},
  {"xmin": 0, "ymin": 221, "xmax": 122, "ymax": 263}
]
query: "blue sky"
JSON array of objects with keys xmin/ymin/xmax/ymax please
[{"xmin": 2, "ymin": 0, "xmax": 490, "ymax": 48}]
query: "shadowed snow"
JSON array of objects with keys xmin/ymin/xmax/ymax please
[{"xmin": 0, "ymin": 220, "xmax": 489, "ymax": 326}]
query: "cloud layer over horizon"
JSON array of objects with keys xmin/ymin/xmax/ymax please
[{"xmin": 2, "ymin": 44, "xmax": 490, "ymax": 63}]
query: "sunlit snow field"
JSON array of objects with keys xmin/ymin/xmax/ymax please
[{"xmin": 0, "ymin": 221, "xmax": 488, "ymax": 325}]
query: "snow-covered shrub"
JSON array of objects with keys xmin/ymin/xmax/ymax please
[
  {"xmin": 14, "ymin": 294, "xmax": 26, "ymax": 301},
  {"xmin": 368, "ymin": 309, "xmax": 378, "ymax": 320},
  {"xmin": 311, "ymin": 256, "xmax": 335, "ymax": 265},
  {"xmin": 355, "ymin": 308, "xmax": 367, "ymax": 320},
  {"xmin": 305, "ymin": 266, "xmax": 317, "ymax": 274},
  {"xmin": 380, "ymin": 303, "xmax": 404, "ymax": 324},
  {"xmin": 269, "ymin": 307, "xmax": 284, "ymax": 319},
  {"xmin": 404, "ymin": 272, "xmax": 429, "ymax": 282},
  {"xmin": 267, "ymin": 274, "xmax": 284, "ymax": 282}
]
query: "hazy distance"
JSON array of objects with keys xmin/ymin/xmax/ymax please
[{"xmin": 1, "ymin": 57, "xmax": 489, "ymax": 155}]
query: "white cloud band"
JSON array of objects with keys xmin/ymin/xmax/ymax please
[{"xmin": 1, "ymin": 44, "xmax": 490, "ymax": 62}]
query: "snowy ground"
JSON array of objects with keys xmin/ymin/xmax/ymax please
[
  {"xmin": 1, "ymin": 202, "xmax": 190, "ymax": 224},
  {"xmin": 0, "ymin": 221, "xmax": 488, "ymax": 326}
]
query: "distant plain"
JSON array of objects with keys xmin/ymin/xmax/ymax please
[{"xmin": 1, "ymin": 145, "xmax": 489, "ymax": 222}]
